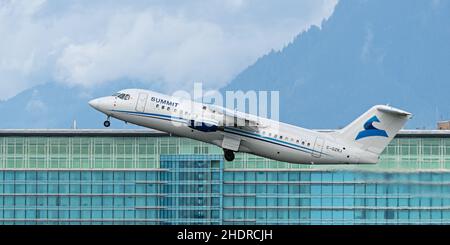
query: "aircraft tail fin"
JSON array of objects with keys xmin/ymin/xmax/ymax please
[{"xmin": 334, "ymin": 105, "xmax": 412, "ymax": 155}]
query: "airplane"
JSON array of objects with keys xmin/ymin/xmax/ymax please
[{"xmin": 89, "ymin": 89, "xmax": 411, "ymax": 164}]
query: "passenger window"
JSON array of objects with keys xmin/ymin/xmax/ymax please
[
  {"xmin": 161, "ymin": 105, "xmax": 165, "ymax": 110},
  {"xmin": 174, "ymin": 109, "xmax": 177, "ymax": 113},
  {"xmin": 296, "ymin": 140, "xmax": 299, "ymax": 143},
  {"xmin": 280, "ymin": 136, "xmax": 283, "ymax": 139},
  {"xmin": 156, "ymin": 104, "xmax": 159, "ymax": 108},
  {"xmin": 167, "ymin": 107, "xmax": 170, "ymax": 111},
  {"xmin": 307, "ymin": 142, "xmax": 311, "ymax": 146}
]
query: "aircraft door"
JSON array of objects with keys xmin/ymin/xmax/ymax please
[
  {"xmin": 312, "ymin": 137, "xmax": 325, "ymax": 158},
  {"xmin": 135, "ymin": 93, "xmax": 149, "ymax": 112}
]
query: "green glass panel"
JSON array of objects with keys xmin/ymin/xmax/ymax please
[
  {"xmin": 81, "ymin": 159, "xmax": 90, "ymax": 168},
  {"xmin": 93, "ymin": 158, "xmax": 103, "ymax": 168},
  {"xmin": 124, "ymin": 159, "xmax": 133, "ymax": 168},
  {"xmin": 103, "ymin": 159, "xmax": 113, "ymax": 168},
  {"xmin": 137, "ymin": 160, "xmax": 147, "ymax": 168},
  {"xmin": 256, "ymin": 161, "xmax": 266, "ymax": 169},
  {"xmin": 15, "ymin": 158, "xmax": 25, "ymax": 168},
  {"xmin": 6, "ymin": 158, "xmax": 14, "ymax": 168},
  {"xmin": 36, "ymin": 158, "xmax": 46, "ymax": 168},
  {"xmin": 49, "ymin": 159, "xmax": 59, "ymax": 168},
  {"xmin": 72, "ymin": 159, "xmax": 81, "ymax": 169},
  {"xmin": 59, "ymin": 159, "xmax": 68, "ymax": 168}
]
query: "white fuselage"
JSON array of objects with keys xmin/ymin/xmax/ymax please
[{"xmin": 89, "ymin": 89, "xmax": 379, "ymax": 164}]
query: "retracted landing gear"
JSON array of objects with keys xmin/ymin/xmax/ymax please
[
  {"xmin": 104, "ymin": 116, "xmax": 111, "ymax": 128},
  {"xmin": 224, "ymin": 149, "xmax": 235, "ymax": 162}
]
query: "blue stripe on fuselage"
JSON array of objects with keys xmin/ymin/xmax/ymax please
[
  {"xmin": 111, "ymin": 109, "xmax": 326, "ymax": 156},
  {"xmin": 223, "ymin": 127, "xmax": 327, "ymax": 156},
  {"xmin": 111, "ymin": 109, "xmax": 187, "ymax": 123}
]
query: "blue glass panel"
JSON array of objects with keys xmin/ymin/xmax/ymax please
[
  {"xmin": 311, "ymin": 172, "xmax": 321, "ymax": 182},
  {"xmin": 81, "ymin": 172, "xmax": 91, "ymax": 181},
  {"xmin": 81, "ymin": 211, "xmax": 91, "ymax": 219},
  {"xmin": 256, "ymin": 185, "xmax": 266, "ymax": 194},
  {"xmin": 15, "ymin": 172, "xmax": 26, "ymax": 181},
  {"xmin": 69, "ymin": 210, "xmax": 81, "ymax": 219},
  {"xmin": 267, "ymin": 198, "xmax": 276, "ymax": 206},
  {"xmin": 92, "ymin": 197, "xmax": 102, "ymax": 206},
  {"xmin": 48, "ymin": 172, "xmax": 59, "ymax": 181},
  {"xmin": 256, "ymin": 172, "xmax": 266, "ymax": 181},
  {"xmin": 92, "ymin": 210, "xmax": 102, "ymax": 219},
  {"xmin": 26, "ymin": 172, "xmax": 36, "ymax": 180},
  {"xmin": 70, "ymin": 171, "xmax": 80, "ymax": 180},
  {"xmin": 136, "ymin": 196, "xmax": 145, "ymax": 206},
  {"xmin": 37, "ymin": 172, "xmax": 47, "ymax": 181},
  {"xmin": 113, "ymin": 210, "xmax": 124, "ymax": 219},
  {"xmin": 5, "ymin": 172, "xmax": 14, "ymax": 181},
  {"xmin": 59, "ymin": 172, "xmax": 69, "ymax": 181}
]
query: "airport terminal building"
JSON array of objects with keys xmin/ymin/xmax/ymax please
[{"xmin": 0, "ymin": 129, "xmax": 450, "ymax": 225}]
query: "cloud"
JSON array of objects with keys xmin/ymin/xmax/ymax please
[{"xmin": 0, "ymin": 0, "xmax": 338, "ymax": 100}]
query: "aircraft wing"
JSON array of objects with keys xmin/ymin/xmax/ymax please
[{"xmin": 206, "ymin": 105, "xmax": 267, "ymax": 132}]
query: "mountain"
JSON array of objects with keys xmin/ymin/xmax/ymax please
[{"xmin": 223, "ymin": 0, "xmax": 450, "ymax": 129}]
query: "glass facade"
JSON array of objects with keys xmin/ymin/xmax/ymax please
[{"xmin": 0, "ymin": 130, "xmax": 450, "ymax": 224}]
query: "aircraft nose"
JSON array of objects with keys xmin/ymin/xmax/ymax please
[{"xmin": 88, "ymin": 98, "xmax": 101, "ymax": 110}]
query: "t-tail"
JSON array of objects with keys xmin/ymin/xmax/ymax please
[{"xmin": 334, "ymin": 105, "xmax": 412, "ymax": 157}]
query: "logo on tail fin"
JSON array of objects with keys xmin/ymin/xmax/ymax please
[{"xmin": 355, "ymin": 115, "xmax": 388, "ymax": 140}]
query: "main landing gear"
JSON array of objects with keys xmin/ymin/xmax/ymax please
[
  {"xmin": 224, "ymin": 149, "xmax": 235, "ymax": 162},
  {"xmin": 104, "ymin": 116, "xmax": 111, "ymax": 128}
]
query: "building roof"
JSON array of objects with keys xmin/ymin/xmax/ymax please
[
  {"xmin": 0, "ymin": 129, "xmax": 168, "ymax": 137},
  {"xmin": 0, "ymin": 129, "xmax": 449, "ymax": 137}
]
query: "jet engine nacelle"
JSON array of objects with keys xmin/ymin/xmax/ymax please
[{"xmin": 188, "ymin": 119, "xmax": 218, "ymax": 132}]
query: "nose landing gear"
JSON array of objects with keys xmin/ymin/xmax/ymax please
[
  {"xmin": 103, "ymin": 116, "xmax": 111, "ymax": 128},
  {"xmin": 224, "ymin": 149, "xmax": 235, "ymax": 162}
]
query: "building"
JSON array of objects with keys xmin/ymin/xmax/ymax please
[
  {"xmin": 438, "ymin": 121, "xmax": 450, "ymax": 130},
  {"xmin": 0, "ymin": 129, "xmax": 450, "ymax": 225}
]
